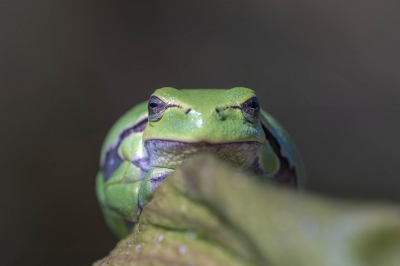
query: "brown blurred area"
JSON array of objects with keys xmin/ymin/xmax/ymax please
[{"xmin": 1, "ymin": 0, "xmax": 399, "ymax": 265}]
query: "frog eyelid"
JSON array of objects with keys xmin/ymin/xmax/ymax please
[
  {"xmin": 148, "ymin": 96, "xmax": 184, "ymax": 122},
  {"xmin": 148, "ymin": 96, "xmax": 167, "ymax": 122},
  {"xmin": 149, "ymin": 96, "xmax": 183, "ymax": 108}
]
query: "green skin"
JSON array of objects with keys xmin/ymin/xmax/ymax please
[{"xmin": 96, "ymin": 87, "xmax": 305, "ymax": 238}]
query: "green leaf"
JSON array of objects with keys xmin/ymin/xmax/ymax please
[{"xmin": 94, "ymin": 155, "xmax": 400, "ymax": 266}]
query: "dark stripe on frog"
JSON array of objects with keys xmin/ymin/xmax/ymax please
[
  {"xmin": 101, "ymin": 117, "xmax": 148, "ymax": 182},
  {"xmin": 218, "ymin": 105, "xmax": 241, "ymax": 111},
  {"xmin": 261, "ymin": 123, "xmax": 298, "ymax": 187},
  {"xmin": 227, "ymin": 105, "xmax": 241, "ymax": 110},
  {"xmin": 119, "ymin": 118, "xmax": 148, "ymax": 140},
  {"xmin": 166, "ymin": 104, "xmax": 182, "ymax": 109}
]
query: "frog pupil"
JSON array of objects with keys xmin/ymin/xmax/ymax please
[
  {"xmin": 149, "ymin": 102, "xmax": 158, "ymax": 108},
  {"xmin": 248, "ymin": 98, "xmax": 259, "ymax": 108}
]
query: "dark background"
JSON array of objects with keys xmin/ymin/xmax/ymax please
[{"xmin": 1, "ymin": 0, "xmax": 399, "ymax": 265}]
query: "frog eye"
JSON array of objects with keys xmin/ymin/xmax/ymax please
[
  {"xmin": 148, "ymin": 96, "xmax": 167, "ymax": 122},
  {"xmin": 241, "ymin": 97, "xmax": 260, "ymax": 123}
]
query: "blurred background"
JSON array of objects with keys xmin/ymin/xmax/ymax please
[{"xmin": 1, "ymin": 0, "xmax": 399, "ymax": 265}]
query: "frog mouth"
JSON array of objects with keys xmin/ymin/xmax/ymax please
[{"xmin": 144, "ymin": 139, "xmax": 262, "ymax": 170}]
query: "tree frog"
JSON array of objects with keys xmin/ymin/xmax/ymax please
[{"xmin": 96, "ymin": 87, "xmax": 305, "ymax": 238}]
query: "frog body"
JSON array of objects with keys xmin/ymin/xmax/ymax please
[{"xmin": 96, "ymin": 87, "xmax": 305, "ymax": 238}]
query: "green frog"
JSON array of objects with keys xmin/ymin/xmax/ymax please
[{"xmin": 96, "ymin": 87, "xmax": 305, "ymax": 238}]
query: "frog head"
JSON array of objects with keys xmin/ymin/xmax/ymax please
[{"xmin": 142, "ymin": 87, "xmax": 266, "ymax": 170}]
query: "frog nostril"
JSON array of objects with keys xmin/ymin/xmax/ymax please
[{"xmin": 215, "ymin": 108, "xmax": 225, "ymax": 120}]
